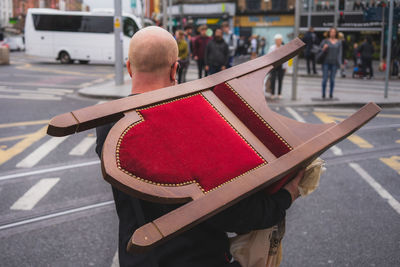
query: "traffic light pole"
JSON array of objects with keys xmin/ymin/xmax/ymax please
[
  {"xmin": 384, "ymin": 0, "xmax": 394, "ymax": 98},
  {"xmin": 291, "ymin": 0, "xmax": 301, "ymax": 101},
  {"xmin": 114, "ymin": 0, "xmax": 124, "ymax": 86},
  {"xmin": 307, "ymin": 0, "xmax": 312, "ymax": 28},
  {"xmin": 334, "ymin": 0, "xmax": 339, "ymax": 27}
]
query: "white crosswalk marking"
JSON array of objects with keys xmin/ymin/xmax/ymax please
[
  {"xmin": 10, "ymin": 178, "xmax": 60, "ymax": 210},
  {"xmin": 285, "ymin": 107, "xmax": 343, "ymax": 156},
  {"xmin": 16, "ymin": 136, "xmax": 68, "ymax": 168},
  {"xmin": 69, "ymin": 137, "xmax": 96, "ymax": 156},
  {"xmin": 349, "ymin": 163, "xmax": 400, "ymax": 215},
  {"xmin": 111, "ymin": 250, "xmax": 119, "ymax": 267}
]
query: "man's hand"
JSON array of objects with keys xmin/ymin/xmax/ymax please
[
  {"xmin": 221, "ymin": 66, "xmax": 226, "ymax": 70},
  {"xmin": 194, "ymin": 56, "xmax": 198, "ymax": 60},
  {"xmin": 283, "ymin": 169, "xmax": 305, "ymax": 203},
  {"xmin": 205, "ymin": 65, "xmax": 209, "ymax": 71}
]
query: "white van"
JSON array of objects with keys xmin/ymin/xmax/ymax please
[{"xmin": 24, "ymin": 8, "xmax": 143, "ymax": 64}]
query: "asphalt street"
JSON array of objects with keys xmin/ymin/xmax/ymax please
[{"xmin": 0, "ymin": 52, "xmax": 399, "ymax": 266}]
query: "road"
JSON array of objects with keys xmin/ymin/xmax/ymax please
[{"xmin": 0, "ymin": 52, "xmax": 399, "ymax": 266}]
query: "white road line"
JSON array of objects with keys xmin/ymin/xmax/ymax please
[
  {"xmin": 16, "ymin": 136, "xmax": 69, "ymax": 168},
  {"xmin": 330, "ymin": 145, "xmax": 343, "ymax": 156},
  {"xmin": 10, "ymin": 178, "xmax": 60, "ymax": 210},
  {"xmin": 97, "ymin": 100, "xmax": 108, "ymax": 104},
  {"xmin": 37, "ymin": 88, "xmax": 74, "ymax": 94},
  {"xmin": 0, "ymin": 201, "xmax": 113, "ymax": 231},
  {"xmin": 0, "ymin": 94, "xmax": 61, "ymax": 101},
  {"xmin": 285, "ymin": 107, "xmax": 343, "ymax": 156},
  {"xmin": 0, "ymin": 160, "xmax": 99, "ymax": 181},
  {"xmin": 285, "ymin": 107, "xmax": 306, "ymax": 123},
  {"xmin": 111, "ymin": 251, "xmax": 119, "ymax": 267},
  {"xmin": 349, "ymin": 163, "xmax": 400, "ymax": 215},
  {"xmin": 0, "ymin": 88, "xmax": 67, "ymax": 96},
  {"xmin": 69, "ymin": 137, "xmax": 96, "ymax": 156}
]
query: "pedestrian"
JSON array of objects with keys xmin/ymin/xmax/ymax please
[
  {"xmin": 175, "ymin": 30, "xmax": 189, "ymax": 84},
  {"xmin": 268, "ymin": 34, "xmax": 287, "ymax": 99},
  {"xmin": 205, "ymin": 28, "xmax": 229, "ymax": 75},
  {"xmin": 302, "ymin": 27, "xmax": 319, "ymax": 75},
  {"xmin": 358, "ymin": 36, "xmax": 374, "ymax": 79},
  {"xmin": 193, "ymin": 25, "xmax": 211, "ymax": 78},
  {"xmin": 338, "ymin": 32, "xmax": 347, "ymax": 77},
  {"xmin": 320, "ymin": 27, "xmax": 342, "ymax": 99},
  {"xmin": 95, "ymin": 26, "xmax": 304, "ymax": 266},
  {"xmin": 182, "ymin": 25, "xmax": 193, "ymax": 82},
  {"xmin": 221, "ymin": 21, "xmax": 237, "ymax": 67},
  {"xmin": 259, "ymin": 37, "xmax": 266, "ymax": 56},
  {"xmin": 353, "ymin": 43, "xmax": 359, "ymax": 67},
  {"xmin": 237, "ymin": 36, "xmax": 247, "ymax": 56},
  {"xmin": 250, "ymin": 34, "xmax": 258, "ymax": 59}
]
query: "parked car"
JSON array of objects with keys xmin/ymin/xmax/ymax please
[{"xmin": 0, "ymin": 35, "xmax": 25, "ymax": 51}]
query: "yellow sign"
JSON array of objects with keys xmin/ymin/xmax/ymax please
[
  {"xmin": 114, "ymin": 17, "xmax": 121, "ymax": 28},
  {"xmin": 235, "ymin": 15, "xmax": 294, "ymax": 27}
]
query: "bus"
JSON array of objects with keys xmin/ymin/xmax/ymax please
[{"xmin": 25, "ymin": 8, "xmax": 144, "ymax": 64}]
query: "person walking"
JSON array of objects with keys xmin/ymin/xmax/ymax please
[
  {"xmin": 182, "ymin": 25, "xmax": 193, "ymax": 82},
  {"xmin": 175, "ymin": 30, "xmax": 189, "ymax": 84},
  {"xmin": 96, "ymin": 26, "xmax": 304, "ymax": 266},
  {"xmin": 320, "ymin": 27, "xmax": 342, "ymax": 99},
  {"xmin": 205, "ymin": 28, "xmax": 229, "ymax": 75},
  {"xmin": 302, "ymin": 27, "xmax": 319, "ymax": 74},
  {"xmin": 338, "ymin": 32, "xmax": 347, "ymax": 77},
  {"xmin": 193, "ymin": 25, "xmax": 211, "ymax": 78},
  {"xmin": 268, "ymin": 34, "xmax": 287, "ymax": 99},
  {"xmin": 358, "ymin": 36, "xmax": 374, "ymax": 79},
  {"xmin": 250, "ymin": 35, "xmax": 258, "ymax": 59},
  {"xmin": 259, "ymin": 37, "xmax": 266, "ymax": 56},
  {"xmin": 221, "ymin": 21, "xmax": 237, "ymax": 67}
]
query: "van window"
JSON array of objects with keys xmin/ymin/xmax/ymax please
[
  {"xmin": 32, "ymin": 14, "xmax": 113, "ymax": 33},
  {"xmin": 123, "ymin": 17, "xmax": 139, "ymax": 37}
]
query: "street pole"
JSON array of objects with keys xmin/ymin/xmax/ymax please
[
  {"xmin": 380, "ymin": 6, "xmax": 385, "ymax": 62},
  {"xmin": 168, "ymin": 0, "xmax": 172, "ymax": 33},
  {"xmin": 307, "ymin": 0, "xmax": 312, "ymax": 28},
  {"xmin": 141, "ymin": 0, "xmax": 145, "ymax": 28},
  {"xmin": 384, "ymin": 0, "xmax": 394, "ymax": 98},
  {"xmin": 162, "ymin": 0, "xmax": 167, "ymax": 30},
  {"xmin": 291, "ymin": 0, "xmax": 301, "ymax": 101},
  {"xmin": 114, "ymin": 0, "xmax": 124, "ymax": 86},
  {"xmin": 334, "ymin": 0, "xmax": 339, "ymax": 28}
]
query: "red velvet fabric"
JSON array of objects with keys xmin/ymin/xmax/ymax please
[
  {"xmin": 119, "ymin": 94, "xmax": 265, "ymax": 192},
  {"xmin": 213, "ymin": 83, "xmax": 294, "ymax": 194}
]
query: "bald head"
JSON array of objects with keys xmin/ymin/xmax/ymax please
[{"xmin": 128, "ymin": 26, "xmax": 178, "ymax": 73}]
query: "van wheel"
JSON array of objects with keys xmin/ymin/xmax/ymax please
[
  {"xmin": 59, "ymin": 51, "xmax": 72, "ymax": 64},
  {"xmin": 79, "ymin": 60, "xmax": 89, "ymax": 64}
]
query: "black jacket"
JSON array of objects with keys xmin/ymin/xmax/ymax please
[
  {"xmin": 302, "ymin": 31, "xmax": 319, "ymax": 55},
  {"xmin": 96, "ymin": 122, "xmax": 292, "ymax": 267},
  {"xmin": 358, "ymin": 41, "xmax": 374, "ymax": 59},
  {"xmin": 205, "ymin": 38, "xmax": 229, "ymax": 67}
]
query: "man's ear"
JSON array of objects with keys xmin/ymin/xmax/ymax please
[
  {"xmin": 126, "ymin": 59, "xmax": 132, "ymax": 77},
  {"xmin": 170, "ymin": 61, "xmax": 178, "ymax": 82}
]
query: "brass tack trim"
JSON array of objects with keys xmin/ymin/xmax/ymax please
[
  {"xmin": 115, "ymin": 93, "xmax": 266, "ymax": 193},
  {"xmin": 224, "ymin": 83, "xmax": 292, "ymax": 150}
]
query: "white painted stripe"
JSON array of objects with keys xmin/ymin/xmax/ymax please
[
  {"xmin": 0, "ymin": 201, "xmax": 113, "ymax": 231},
  {"xmin": 97, "ymin": 100, "xmax": 108, "ymax": 104},
  {"xmin": 349, "ymin": 163, "xmax": 400, "ymax": 215},
  {"xmin": 16, "ymin": 136, "xmax": 68, "ymax": 168},
  {"xmin": 37, "ymin": 88, "xmax": 74, "ymax": 94},
  {"xmin": 285, "ymin": 107, "xmax": 306, "ymax": 123},
  {"xmin": 0, "ymin": 94, "xmax": 61, "ymax": 101},
  {"xmin": 330, "ymin": 145, "xmax": 343, "ymax": 156},
  {"xmin": 0, "ymin": 88, "xmax": 67, "ymax": 96},
  {"xmin": 69, "ymin": 137, "xmax": 96, "ymax": 156},
  {"xmin": 0, "ymin": 160, "xmax": 99, "ymax": 181},
  {"xmin": 284, "ymin": 107, "xmax": 344, "ymax": 156},
  {"xmin": 111, "ymin": 250, "xmax": 119, "ymax": 267},
  {"xmin": 10, "ymin": 178, "xmax": 60, "ymax": 210}
]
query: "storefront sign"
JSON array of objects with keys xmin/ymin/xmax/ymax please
[{"xmin": 235, "ymin": 15, "xmax": 294, "ymax": 27}]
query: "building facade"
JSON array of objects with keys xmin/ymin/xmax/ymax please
[
  {"xmin": 235, "ymin": 0, "xmax": 295, "ymax": 50},
  {"xmin": 0, "ymin": 0, "xmax": 14, "ymax": 29}
]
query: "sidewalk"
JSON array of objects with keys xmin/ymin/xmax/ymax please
[{"xmin": 78, "ymin": 58, "xmax": 400, "ymax": 108}]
